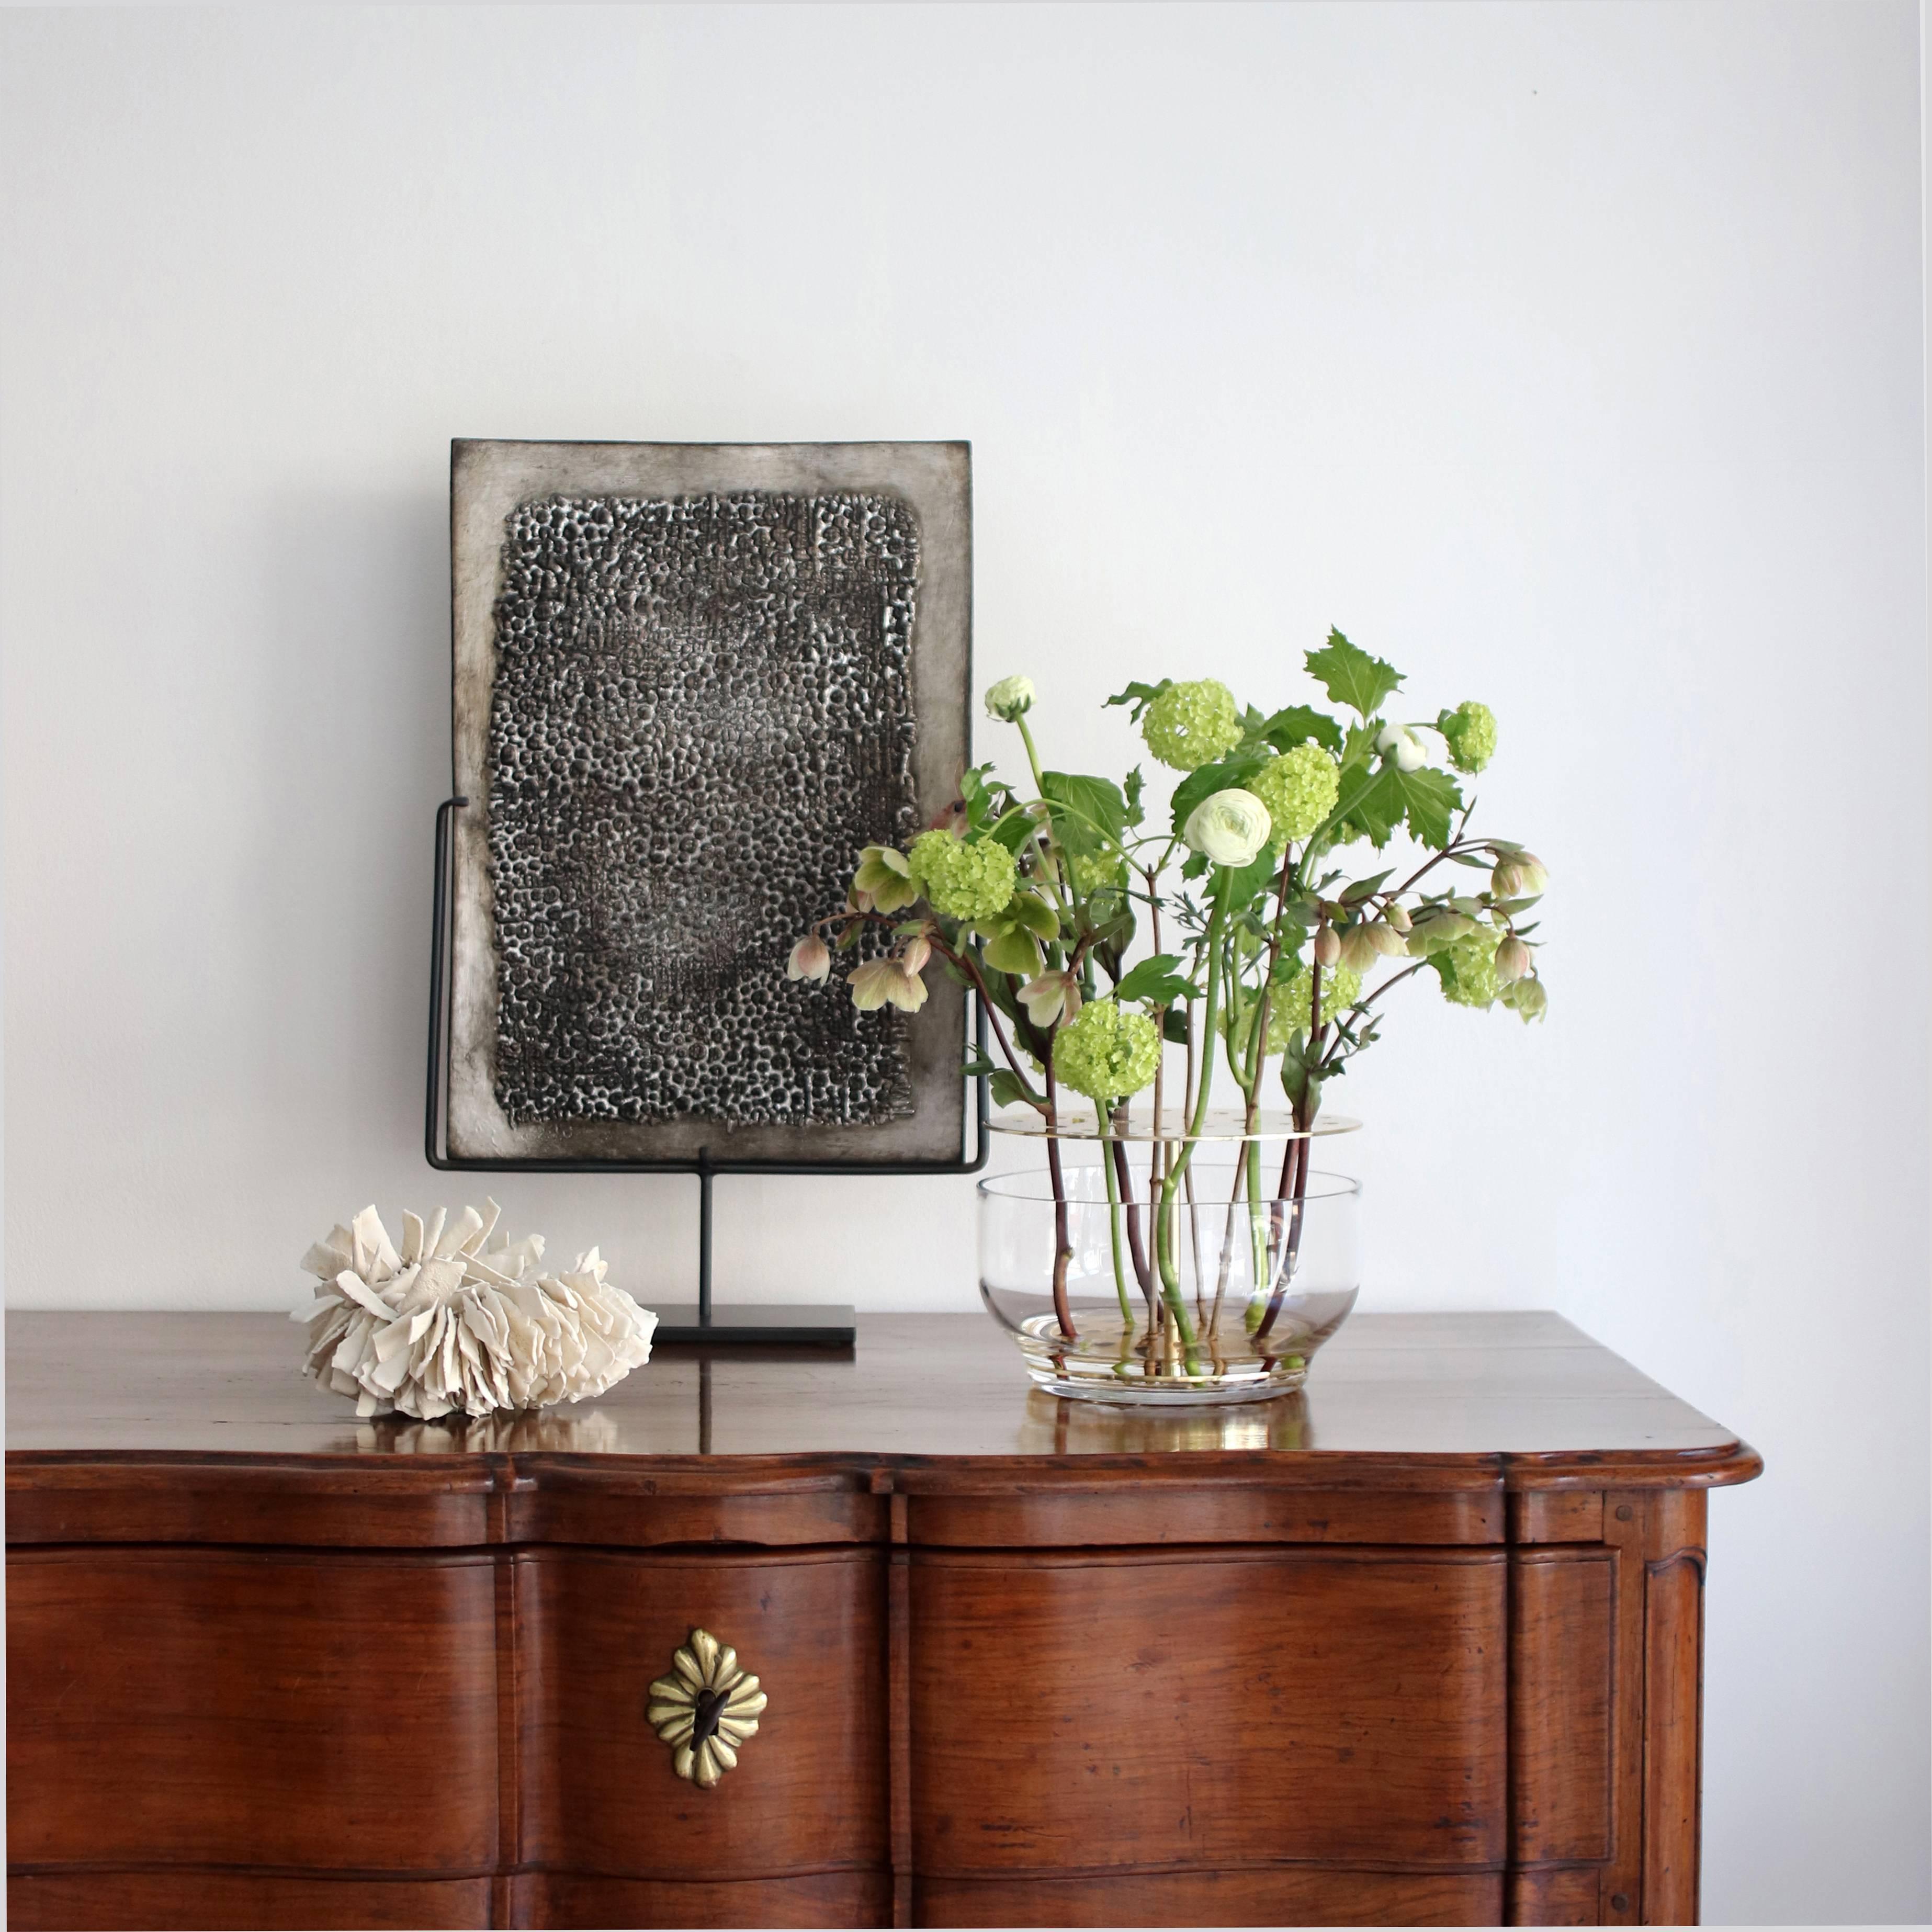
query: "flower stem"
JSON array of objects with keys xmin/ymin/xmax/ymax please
[
  {"xmin": 1102, "ymin": 1129, "xmax": 1134, "ymax": 1327},
  {"xmin": 1108, "ymin": 1111, "xmax": 1156, "ymax": 1315},
  {"xmin": 1042, "ymin": 1063, "xmax": 1077, "ymax": 1342},
  {"xmin": 1258, "ymin": 953, "xmax": 1321, "ymax": 1345},
  {"xmin": 1154, "ymin": 874, "xmax": 1231, "ymax": 1363}
]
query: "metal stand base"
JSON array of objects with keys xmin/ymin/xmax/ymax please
[
  {"xmin": 655, "ymin": 1152, "xmax": 855, "ymax": 1347},
  {"xmin": 652, "ymin": 1304, "xmax": 857, "ymax": 1346}
]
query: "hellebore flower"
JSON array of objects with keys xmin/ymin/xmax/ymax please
[
  {"xmin": 849, "ymin": 957, "xmax": 928, "ymax": 1013},
  {"xmin": 786, "ymin": 936, "xmax": 831, "ymax": 984},
  {"xmin": 1019, "ymin": 970, "xmax": 1082, "ymax": 1029}
]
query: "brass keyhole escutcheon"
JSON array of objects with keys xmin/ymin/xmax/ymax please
[{"xmin": 647, "ymin": 1628, "xmax": 767, "ymax": 1788}]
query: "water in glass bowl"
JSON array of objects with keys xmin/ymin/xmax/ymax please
[{"xmin": 978, "ymin": 1159, "xmax": 1359, "ymax": 1405}]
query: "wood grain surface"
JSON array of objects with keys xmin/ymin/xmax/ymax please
[
  {"xmin": 7, "ymin": 1550, "xmax": 499, "ymax": 1872},
  {"xmin": 517, "ymin": 1547, "xmax": 888, "ymax": 1879},
  {"xmin": 910, "ymin": 1545, "xmax": 1507, "ymax": 1874},
  {"xmin": 6, "ymin": 1309, "xmax": 1760, "ymax": 1479},
  {"xmin": 915, "ymin": 1866, "xmax": 1507, "ymax": 1926},
  {"xmin": 1510, "ymin": 1548, "xmax": 1616, "ymax": 1863},
  {"xmin": 6, "ymin": 1872, "xmax": 493, "ymax": 1931},
  {"xmin": 6, "ymin": 1312, "xmax": 1750, "ymax": 1931},
  {"xmin": 507, "ymin": 1871, "xmax": 892, "ymax": 1928}
]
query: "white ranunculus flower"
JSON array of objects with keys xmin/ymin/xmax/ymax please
[
  {"xmin": 984, "ymin": 674, "xmax": 1036, "ymax": 721},
  {"xmin": 1376, "ymin": 722, "xmax": 1451, "ymax": 772},
  {"xmin": 1183, "ymin": 788, "xmax": 1272, "ymax": 868}
]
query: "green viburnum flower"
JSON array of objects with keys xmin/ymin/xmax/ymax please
[
  {"xmin": 1434, "ymin": 928, "xmax": 1501, "ymax": 1009},
  {"xmin": 1142, "ymin": 679, "xmax": 1242, "ymax": 772},
  {"xmin": 1070, "ymin": 849, "xmax": 1127, "ymax": 895},
  {"xmin": 1052, "ymin": 998, "xmax": 1161, "ymax": 1103},
  {"xmin": 908, "ymin": 829, "xmax": 1016, "ymax": 922},
  {"xmin": 1275, "ymin": 961, "xmax": 1364, "ymax": 1037},
  {"xmin": 1249, "ymin": 744, "xmax": 1341, "ymax": 845},
  {"xmin": 1439, "ymin": 702, "xmax": 1498, "ymax": 774}
]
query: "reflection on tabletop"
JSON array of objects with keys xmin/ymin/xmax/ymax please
[{"xmin": 1019, "ymin": 1386, "xmax": 1312, "ymax": 1454}]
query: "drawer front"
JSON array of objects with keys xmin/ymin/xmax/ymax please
[
  {"xmin": 7, "ymin": 1872, "xmax": 491, "ymax": 1931},
  {"xmin": 7, "ymin": 1548, "xmax": 498, "ymax": 1871},
  {"xmin": 516, "ymin": 1871, "xmax": 893, "ymax": 1927},
  {"xmin": 518, "ymin": 1546, "xmax": 888, "ymax": 1879},
  {"xmin": 917, "ymin": 1868, "xmax": 1505, "ymax": 1927},
  {"xmin": 911, "ymin": 1546, "xmax": 1505, "ymax": 1875}
]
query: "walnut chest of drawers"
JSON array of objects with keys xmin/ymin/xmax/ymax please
[{"xmin": 6, "ymin": 1310, "xmax": 1758, "ymax": 1928}]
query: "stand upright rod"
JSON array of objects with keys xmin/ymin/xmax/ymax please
[{"xmin": 697, "ymin": 1148, "xmax": 714, "ymax": 1329}]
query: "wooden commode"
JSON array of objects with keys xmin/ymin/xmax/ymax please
[{"xmin": 6, "ymin": 1310, "xmax": 1759, "ymax": 1928}]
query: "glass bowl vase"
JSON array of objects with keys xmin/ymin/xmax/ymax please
[{"xmin": 978, "ymin": 1159, "xmax": 1360, "ymax": 1405}]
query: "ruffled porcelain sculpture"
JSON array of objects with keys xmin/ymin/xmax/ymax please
[{"xmin": 292, "ymin": 1200, "xmax": 656, "ymax": 1419}]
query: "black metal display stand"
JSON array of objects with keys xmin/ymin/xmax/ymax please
[{"xmin": 425, "ymin": 798, "xmax": 988, "ymax": 1347}]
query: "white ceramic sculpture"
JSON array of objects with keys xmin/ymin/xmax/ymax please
[{"xmin": 292, "ymin": 1200, "xmax": 656, "ymax": 1419}]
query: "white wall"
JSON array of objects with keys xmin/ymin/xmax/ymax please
[{"xmin": 3, "ymin": 4, "xmax": 1925, "ymax": 1920}]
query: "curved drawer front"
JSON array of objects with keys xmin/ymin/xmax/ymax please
[
  {"xmin": 910, "ymin": 1545, "xmax": 1506, "ymax": 1878},
  {"xmin": 518, "ymin": 1545, "xmax": 888, "ymax": 1880},
  {"xmin": 7, "ymin": 1548, "xmax": 498, "ymax": 1871}
]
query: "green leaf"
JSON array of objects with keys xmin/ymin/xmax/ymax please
[
  {"xmin": 987, "ymin": 807, "xmax": 1035, "ymax": 855},
  {"xmin": 988, "ymin": 1068, "xmax": 1040, "ymax": 1111},
  {"xmin": 958, "ymin": 763, "xmax": 1005, "ymax": 838},
  {"xmin": 1085, "ymin": 890, "xmax": 1136, "ymax": 964},
  {"xmin": 1006, "ymin": 890, "xmax": 1060, "ymax": 940},
  {"xmin": 1122, "ymin": 766, "xmax": 1145, "ymax": 828},
  {"xmin": 1169, "ymin": 750, "xmax": 1271, "ymax": 837},
  {"xmin": 1042, "ymin": 770, "xmax": 1129, "ymax": 851},
  {"xmin": 1103, "ymin": 679, "xmax": 1171, "ymax": 724},
  {"xmin": 1219, "ymin": 848, "xmax": 1283, "ymax": 907},
  {"xmin": 1305, "ymin": 629, "xmax": 1403, "ymax": 720},
  {"xmin": 1256, "ymin": 704, "xmax": 1345, "ymax": 754},
  {"xmin": 1180, "ymin": 850, "xmax": 1210, "ymax": 880},
  {"xmin": 1162, "ymin": 1007, "xmax": 1192, "ymax": 1045},
  {"xmin": 1279, "ymin": 1052, "xmax": 1322, "ymax": 1114},
  {"xmin": 1339, "ymin": 762, "xmax": 1463, "ymax": 851},
  {"xmin": 1114, "ymin": 954, "xmax": 1201, "ymax": 1006},
  {"xmin": 980, "ymin": 920, "xmax": 1044, "ymax": 977}
]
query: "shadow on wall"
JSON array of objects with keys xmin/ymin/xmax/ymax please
[{"xmin": 238, "ymin": 489, "xmax": 451, "ymax": 1165}]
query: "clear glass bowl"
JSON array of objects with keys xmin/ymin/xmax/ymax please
[{"xmin": 978, "ymin": 1160, "xmax": 1360, "ymax": 1405}]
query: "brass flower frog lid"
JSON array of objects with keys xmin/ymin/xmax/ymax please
[{"xmin": 648, "ymin": 1628, "xmax": 767, "ymax": 1788}]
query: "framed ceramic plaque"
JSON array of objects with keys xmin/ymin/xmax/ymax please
[{"xmin": 437, "ymin": 439, "xmax": 974, "ymax": 1168}]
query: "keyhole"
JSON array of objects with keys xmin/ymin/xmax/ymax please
[{"xmin": 691, "ymin": 1685, "xmax": 728, "ymax": 1748}]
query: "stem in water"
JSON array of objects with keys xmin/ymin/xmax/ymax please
[
  {"xmin": 1257, "ymin": 952, "xmax": 1323, "ymax": 1344},
  {"xmin": 1102, "ymin": 1132, "xmax": 1134, "ymax": 1326},
  {"xmin": 1043, "ymin": 1064, "xmax": 1077, "ymax": 1342}
]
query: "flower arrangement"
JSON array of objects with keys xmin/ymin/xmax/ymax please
[{"xmin": 788, "ymin": 631, "xmax": 1546, "ymax": 1391}]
